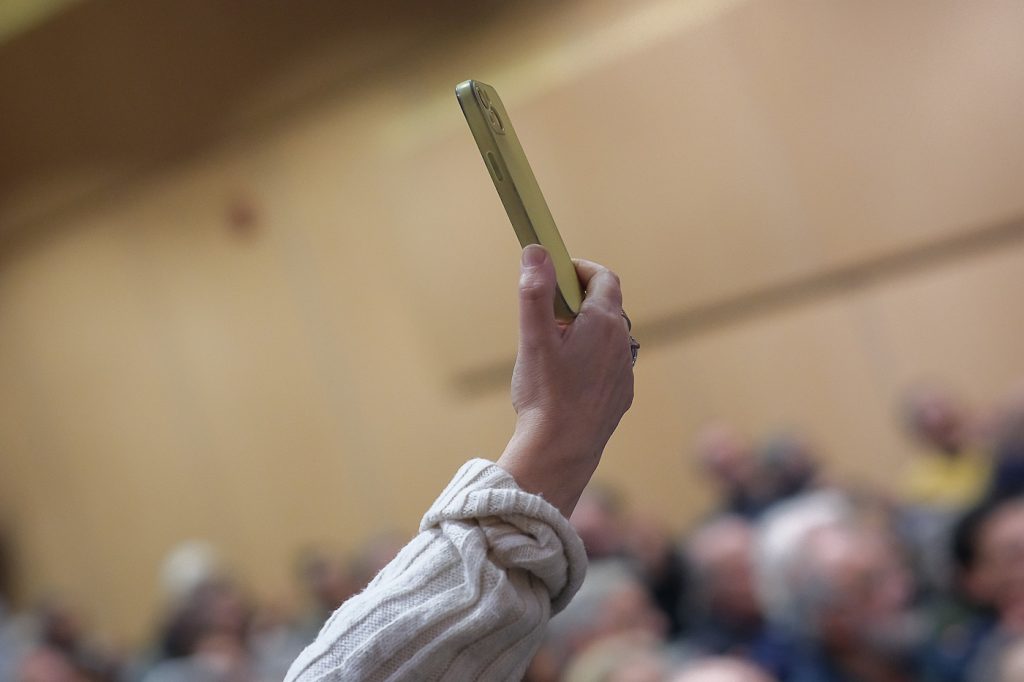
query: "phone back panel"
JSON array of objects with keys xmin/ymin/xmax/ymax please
[{"xmin": 456, "ymin": 79, "xmax": 583, "ymax": 319}]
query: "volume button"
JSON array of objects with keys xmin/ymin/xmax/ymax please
[{"xmin": 486, "ymin": 152, "xmax": 504, "ymax": 182}]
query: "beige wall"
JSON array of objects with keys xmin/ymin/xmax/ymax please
[{"xmin": 2, "ymin": 0, "xmax": 1024, "ymax": 642}]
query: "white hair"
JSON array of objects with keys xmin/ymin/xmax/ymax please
[{"xmin": 754, "ymin": 489, "xmax": 852, "ymax": 631}]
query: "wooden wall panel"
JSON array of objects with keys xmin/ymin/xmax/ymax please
[{"xmin": 387, "ymin": 0, "xmax": 1024, "ymax": 377}]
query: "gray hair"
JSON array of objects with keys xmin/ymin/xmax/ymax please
[{"xmin": 753, "ymin": 490, "xmax": 852, "ymax": 634}]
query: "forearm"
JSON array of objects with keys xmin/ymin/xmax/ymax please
[{"xmin": 284, "ymin": 459, "xmax": 587, "ymax": 682}]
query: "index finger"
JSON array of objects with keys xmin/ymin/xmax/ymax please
[{"xmin": 573, "ymin": 258, "xmax": 623, "ymax": 313}]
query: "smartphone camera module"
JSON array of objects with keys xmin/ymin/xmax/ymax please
[
  {"xmin": 487, "ymin": 107, "xmax": 505, "ymax": 134},
  {"xmin": 475, "ymin": 83, "xmax": 492, "ymax": 109}
]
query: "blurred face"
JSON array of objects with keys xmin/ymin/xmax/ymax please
[
  {"xmin": 810, "ymin": 529, "xmax": 911, "ymax": 647},
  {"xmin": 908, "ymin": 390, "xmax": 966, "ymax": 454},
  {"xmin": 971, "ymin": 502, "xmax": 1024, "ymax": 625},
  {"xmin": 710, "ymin": 545, "xmax": 759, "ymax": 622},
  {"xmin": 692, "ymin": 521, "xmax": 760, "ymax": 624},
  {"xmin": 696, "ymin": 426, "xmax": 754, "ymax": 492},
  {"xmin": 308, "ymin": 560, "xmax": 354, "ymax": 611}
]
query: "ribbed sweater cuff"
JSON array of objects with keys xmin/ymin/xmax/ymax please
[{"xmin": 419, "ymin": 458, "xmax": 588, "ymax": 613}]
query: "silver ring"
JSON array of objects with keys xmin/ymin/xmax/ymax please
[{"xmin": 622, "ymin": 310, "xmax": 639, "ymax": 366}]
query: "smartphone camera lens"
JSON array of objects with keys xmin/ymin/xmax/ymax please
[{"xmin": 487, "ymin": 107, "xmax": 505, "ymax": 134}]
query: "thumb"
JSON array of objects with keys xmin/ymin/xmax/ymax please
[{"xmin": 518, "ymin": 244, "xmax": 559, "ymax": 350}]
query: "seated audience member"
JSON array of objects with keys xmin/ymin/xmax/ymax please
[
  {"xmin": 246, "ymin": 548, "xmax": 359, "ymax": 681},
  {"xmin": 927, "ymin": 494, "xmax": 1024, "ymax": 682},
  {"xmin": 683, "ymin": 517, "xmax": 771, "ymax": 664},
  {"xmin": 989, "ymin": 384, "xmax": 1024, "ymax": 498},
  {"xmin": 693, "ymin": 423, "xmax": 761, "ymax": 519},
  {"xmin": 143, "ymin": 578, "xmax": 256, "ymax": 682},
  {"xmin": 899, "ymin": 383, "xmax": 990, "ymax": 592},
  {"xmin": 901, "ymin": 383, "xmax": 988, "ymax": 509},
  {"xmin": 538, "ymin": 560, "xmax": 668, "ymax": 681},
  {"xmin": 562, "ymin": 633, "xmax": 671, "ymax": 682},
  {"xmin": 284, "ymin": 247, "xmax": 636, "ymax": 680},
  {"xmin": 23, "ymin": 598, "xmax": 121, "ymax": 682},
  {"xmin": 899, "ymin": 383, "xmax": 987, "ymax": 511},
  {"xmin": 670, "ymin": 657, "xmax": 776, "ymax": 682},
  {"xmin": 767, "ymin": 522, "xmax": 921, "ymax": 682},
  {"xmin": 625, "ymin": 515, "xmax": 690, "ymax": 637},
  {"xmin": 573, "ymin": 485, "xmax": 688, "ymax": 636},
  {"xmin": 754, "ymin": 432, "xmax": 820, "ymax": 510},
  {"xmin": 755, "ymin": 490, "xmax": 852, "ymax": 636}
]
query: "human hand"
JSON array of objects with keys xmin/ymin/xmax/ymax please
[{"xmin": 496, "ymin": 244, "xmax": 635, "ymax": 517}]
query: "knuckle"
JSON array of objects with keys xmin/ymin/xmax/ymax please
[{"xmin": 596, "ymin": 308, "xmax": 623, "ymax": 331}]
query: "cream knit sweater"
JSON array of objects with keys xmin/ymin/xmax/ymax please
[{"xmin": 283, "ymin": 459, "xmax": 588, "ymax": 681}]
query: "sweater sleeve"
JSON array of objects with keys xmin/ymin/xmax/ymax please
[{"xmin": 283, "ymin": 459, "xmax": 588, "ymax": 682}]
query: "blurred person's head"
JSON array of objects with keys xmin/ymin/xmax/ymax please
[
  {"xmin": 786, "ymin": 523, "xmax": 913, "ymax": 654},
  {"xmin": 954, "ymin": 495, "xmax": 1024, "ymax": 625},
  {"xmin": 754, "ymin": 432, "xmax": 819, "ymax": 506},
  {"xmin": 296, "ymin": 549, "xmax": 354, "ymax": 614},
  {"xmin": 17, "ymin": 647, "xmax": 81, "ymax": 682},
  {"xmin": 687, "ymin": 517, "xmax": 760, "ymax": 627},
  {"xmin": 902, "ymin": 383, "xmax": 970, "ymax": 456},
  {"xmin": 571, "ymin": 485, "xmax": 626, "ymax": 559},
  {"xmin": 36, "ymin": 599, "xmax": 84, "ymax": 654},
  {"xmin": 562, "ymin": 634, "xmax": 669, "ymax": 682},
  {"xmin": 755, "ymin": 490, "xmax": 852, "ymax": 627},
  {"xmin": 160, "ymin": 541, "xmax": 223, "ymax": 606},
  {"xmin": 26, "ymin": 599, "xmax": 119, "ymax": 681},
  {"xmin": 623, "ymin": 516, "xmax": 676, "ymax": 582},
  {"xmin": 544, "ymin": 560, "xmax": 667, "ymax": 675},
  {"xmin": 693, "ymin": 422, "xmax": 755, "ymax": 495},
  {"xmin": 159, "ymin": 578, "xmax": 250, "ymax": 660},
  {"xmin": 669, "ymin": 657, "xmax": 774, "ymax": 682}
]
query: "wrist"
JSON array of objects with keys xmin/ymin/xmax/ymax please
[{"xmin": 496, "ymin": 422, "xmax": 602, "ymax": 517}]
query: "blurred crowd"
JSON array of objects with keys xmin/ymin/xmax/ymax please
[{"xmin": 3, "ymin": 381, "xmax": 1024, "ymax": 682}]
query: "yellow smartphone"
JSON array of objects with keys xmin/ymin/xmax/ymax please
[{"xmin": 456, "ymin": 79, "xmax": 583, "ymax": 320}]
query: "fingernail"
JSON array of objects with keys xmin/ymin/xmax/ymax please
[{"xmin": 522, "ymin": 244, "xmax": 547, "ymax": 268}]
